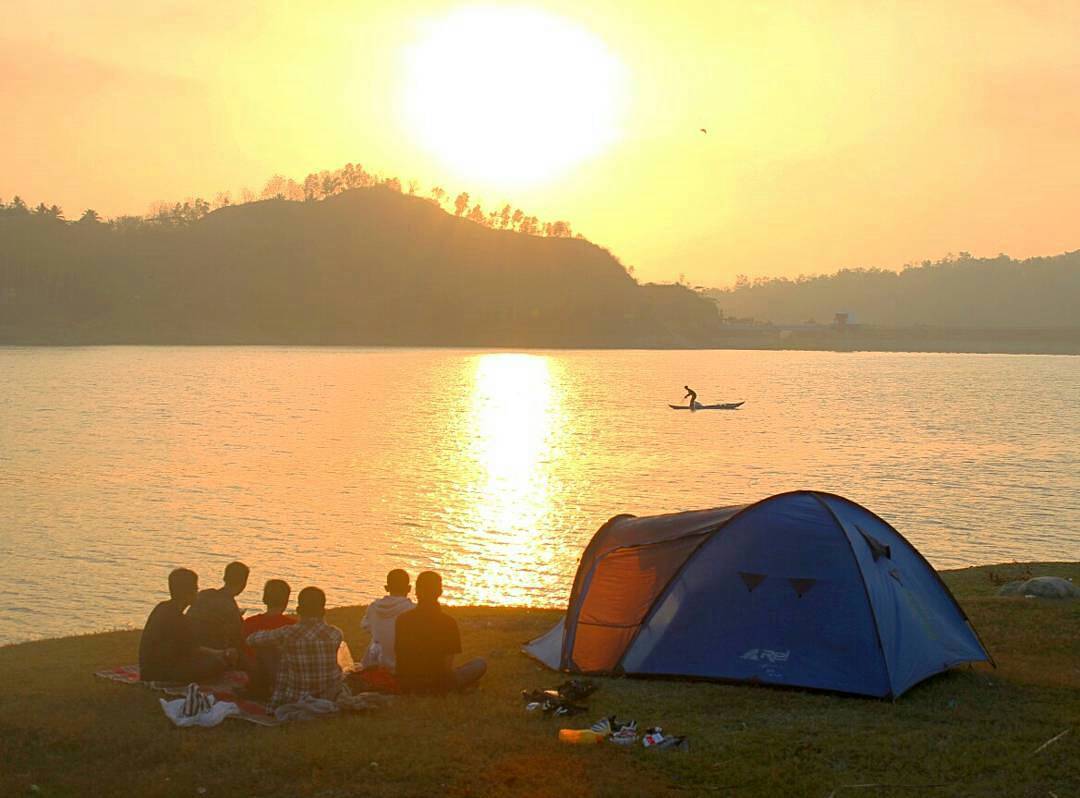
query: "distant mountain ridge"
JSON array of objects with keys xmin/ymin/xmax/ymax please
[
  {"xmin": 707, "ymin": 252, "xmax": 1080, "ymax": 328},
  {"xmin": 0, "ymin": 187, "xmax": 722, "ymax": 346}
]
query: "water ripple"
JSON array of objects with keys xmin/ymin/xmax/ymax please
[{"xmin": 0, "ymin": 347, "xmax": 1077, "ymax": 644}]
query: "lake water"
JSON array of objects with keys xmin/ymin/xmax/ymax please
[{"xmin": 1, "ymin": 347, "xmax": 1078, "ymax": 645}]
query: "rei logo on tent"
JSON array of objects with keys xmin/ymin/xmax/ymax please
[{"xmin": 740, "ymin": 648, "xmax": 790, "ymax": 663}]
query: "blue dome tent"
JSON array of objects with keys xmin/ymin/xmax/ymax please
[{"xmin": 524, "ymin": 491, "xmax": 993, "ymax": 698}]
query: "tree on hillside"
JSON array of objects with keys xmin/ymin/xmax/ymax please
[
  {"xmin": 146, "ymin": 200, "xmax": 171, "ymax": 221},
  {"xmin": 348, "ymin": 163, "xmax": 376, "ymax": 189},
  {"xmin": 341, "ymin": 163, "xmax": 358, "ymax": 189},
  {"xmin": 6, "ymin": 196, "xmax": 30, "ymax": 216},
  {"xmin": 5, "ymin": 156, "xmax": 586, "ymax": 247},
  {"xmin": 545, "ymin": 220, "xmax": 572, "ymax": 238},
  {"xmin": 31, "ymin": 203, "xmax": 65, "ymax": 220},
  {"xmin": 466, "ymin": 203, "xmax": 486, "ymax": 224},
  {"xmin": 260, "ymin": 174, "xmax": 289, "ymax": 200},
  {"xmin": 108, "ymin": 215, "xmax": 144, "ymax": 232},
  {"xmin": 129, "ymin": 157, "xmax": 583, "ymax": 243},
  {"xmin": 148, "ymin": 198, "xmax": 210, "ymax": 226},
  {"xmin": 261, "ymin": 174, "xmax": 305, "ymax": 201},
  {"xmin": 320, "ymin": 172, "xmax": 342, "ymax": 198}
]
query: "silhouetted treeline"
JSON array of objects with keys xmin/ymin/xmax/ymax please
[
  {"xmin": 0, "ymin": 188, "xmax": 720, "ymax": 346},
  {"xmin": 253, "ymin": 165, "xmax": 573, "ymax": 238},
  {"xmin": 10, "ymin": 160, "xmax": 575, "ymax": 240},
  {"xmin": 706, "ymin": 253, "xmax": 1080, "ymax": 328}
]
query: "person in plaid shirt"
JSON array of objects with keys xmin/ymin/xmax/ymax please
[{"xmin": 246, "ymin": 586, "xmax": 344, "ymax": 706}]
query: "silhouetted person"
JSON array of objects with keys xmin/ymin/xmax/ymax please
[
  {"xmin": 246, "ymin": 586, "xmax": 344, "ymax": 707},
  {"xmin": 395, "ymin": 571, "xmax": 487, "ymax": 693},
  {"xmin": 188, "ymin": 561, "xmax": 249, "ymax": 654},
  {"xmin": 241, "ymin": 579, "xmax": 296, "ymax": 700},
  {"xmin": 361, "ymin": 569, "xmax": 414, "ymax": 672},
  {"xmin": 139, "ymin": 568, "xmax": 230, "ymax": 683},
  {"xmin": 683, "ymin": 385, "xmax": 698, "ymax": 410}
]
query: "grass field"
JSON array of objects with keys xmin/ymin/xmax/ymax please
[{"xmin": 1, "ymin": 562, "xmax": 1077, "ymax": 798}]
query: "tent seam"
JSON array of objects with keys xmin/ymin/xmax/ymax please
[
  {"xmin": 816, "ymin": 492, "xmax": 996, "ymax": 670},
  {"xmin": 810, "ymin": 492, "xmax": 896, "ymax": 699}
]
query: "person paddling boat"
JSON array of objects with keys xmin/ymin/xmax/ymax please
[{"xmin": 683, "ymin": 385, "xmax": 698, "ymax": 410}]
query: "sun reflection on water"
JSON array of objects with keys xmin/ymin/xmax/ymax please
[
  {"xmin": 452, "ymin": 353, "xmax": 566, "ymax": 606},
  {"xmin": 3, "ymin": 348, "xmax": 1077, "ymax": 644}
]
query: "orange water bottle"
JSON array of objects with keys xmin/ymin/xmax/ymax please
[{"xmin": 558, "ymin": 728, "xmax": 606, "ymax": 744}]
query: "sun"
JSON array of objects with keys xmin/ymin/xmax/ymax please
[{"xmin": 401, "ymin": 6, "xmax": 628, "ymax": 187}]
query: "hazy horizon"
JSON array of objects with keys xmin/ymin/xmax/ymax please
[{"xmin": 5, "ymin": 1, "xmax": 1080, "ymax": 285}]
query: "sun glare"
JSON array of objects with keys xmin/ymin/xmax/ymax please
[
  {"xmin": 401, "ymin": 6, "xmax": 627, "ymax": 186},
  {"xmin": 455, "ymin": 353, "xmax": 566, "ymax": 605}
]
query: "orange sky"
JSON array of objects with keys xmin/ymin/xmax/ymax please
[{"xmin": 3, "ymin": 1, "xmax": 1080, "ymax": 285}]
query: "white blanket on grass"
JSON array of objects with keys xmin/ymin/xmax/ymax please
[{"xmin": 159, "ymin": 697, "xmax": 240, "ymax": 727}]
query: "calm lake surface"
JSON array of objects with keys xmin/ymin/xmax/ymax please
[{"xmin": 1, "ymin": 347, "xmax": 1078, "ymax": 645}]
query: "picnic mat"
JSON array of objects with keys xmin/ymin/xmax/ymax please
[{"xmin": 94, "ymin": 664, "xmax": 280, "ymax": 726}]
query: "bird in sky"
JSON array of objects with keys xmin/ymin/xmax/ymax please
[{"xmin": 700, "ymin": 128, "xmax": 707, "ymax": 134}]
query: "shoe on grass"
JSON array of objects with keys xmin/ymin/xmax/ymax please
[
  {"xmin": 552, "ymin": 702, "xmax": 588, "ymax": 717},
  {"xmin": 653, "ymin": 735, "xmax": 690, "ymax": 752},
  {"xmin": 609, "ymin": 726, "xmax": 639, "ymax": 745},
  {"xmin": 589, "ymin": 715, "xmax": 614, "ymax": 736},
  {"xmin": 642, "ymin": 727, "xmax": 665, "ymax": 747},
  {"xmin": 556, "ymin": 679, "xmax": 598, "ymax": 702}
]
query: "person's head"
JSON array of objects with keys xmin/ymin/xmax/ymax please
[
  {"xmin": 296, "ymin": 586, "xmax": 326, "ymax": 619},
  {"xmin": 415, "ymin": 571, "xmax": 442, "ymax": 604},
  {"xmin": 168, "ymin": 568, "xmax": 199, "ymax": 607},
  {"xmin": 262, "ymin": 579, "xmax": 291, "ymax": 613},
  {"xmin": 385, "ymin": 569, "xmax": 410, "ymax": 597},
  {"xmin": 223, "ymin": 561, "xmax": 250, "ymax": 596}
]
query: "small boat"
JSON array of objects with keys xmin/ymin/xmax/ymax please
[{"xmin": 668, "ymin": 401, "xmax": 745, "ymax": 410}]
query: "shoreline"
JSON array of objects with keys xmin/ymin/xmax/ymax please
[
  {"xmin": 1, "ymin": 560, "xmax": 1073, "ymax": 651},
  {"xmin": 1, "ymin": 340, "xmax": 1078, "ymax": 356},
  {"xmin": 1, "ymin": 560, "xmax": 1076, "ymax": 797}
]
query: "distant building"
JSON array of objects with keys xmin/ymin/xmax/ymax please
[{"xmin": 834, "ymin": 312, "xmax": 851, "ymax": 329}]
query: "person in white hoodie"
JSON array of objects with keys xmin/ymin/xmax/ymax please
[{"xmin": 360, "ymin": 569, "xmax": 414, "ymax": 672}]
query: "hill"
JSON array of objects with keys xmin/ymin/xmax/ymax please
[
  {"xmin": 0, "ymin": 188, "xmax": 722, "ymax": 347},
  {"xmin": 706, "ymin": 251, "xmax": 1080, "ymax": 329}
]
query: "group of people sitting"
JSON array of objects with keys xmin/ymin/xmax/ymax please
[{"xmin": 138, "ymin": 561, "xmax": 487, "ymax": 706}]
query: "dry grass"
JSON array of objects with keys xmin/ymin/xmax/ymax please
[{"xmin": 1, "ymin": 562, "xmax": 1077, "ymax": 798}]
